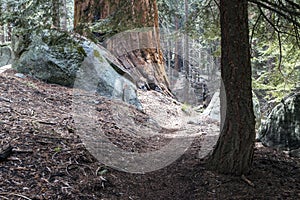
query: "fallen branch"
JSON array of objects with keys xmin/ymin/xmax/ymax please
[
  {"xmin": 241, "ymin": 174, "xmax": 255, "ymax": 187},
  {"xmin": 12, "ymin": 149, "xmax": 34, "ymax": 154},
  {"xmin": 0, "ymin": 193, "xmax": 32, "ymax": 200}
]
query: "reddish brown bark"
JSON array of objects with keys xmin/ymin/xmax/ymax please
[
  {"xmin": 207, "ymin": 0, "xmax": 256, "ymax": 175},
  {"xmin": 74, "ymin": 0, "xmax": 170, "ymax": 93}
]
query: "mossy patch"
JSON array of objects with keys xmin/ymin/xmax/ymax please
[{"xmin": 93, "ymin": 50, "xmax": 105, "ymax": 63}]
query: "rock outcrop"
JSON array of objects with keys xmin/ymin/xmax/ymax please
[
  {"xmin": 259, "ymin": 92, "xmax": 300, "ymax": 157},
  {"xmin": 0, "ymin": 44, "xmax": 13, "ymax": 67},
  {"xmin": 13, "ymin": 30, "xmax": 85, "ymax": 86},
  {"xmin": 200, "ymin": 91, "xmax": 261, "ymax": 129},
  {"xmin": 12, "ymin": 29, "xmax": 141, "ymax": 109}
]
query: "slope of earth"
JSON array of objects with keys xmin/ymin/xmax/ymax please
[{"xmin": 0, "ymin": 69, "xmax": 299, "ymax": 199}]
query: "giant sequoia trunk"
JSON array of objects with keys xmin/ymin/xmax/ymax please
[
  {"xmin": 74, "ymin": 0, "xmax": 170, "ymax": 93},
  {"xmin": 207, "ymin": 0, "xmax": 256, "ymax": 175}
]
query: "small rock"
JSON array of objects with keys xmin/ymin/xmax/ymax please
[
  {"xmin": 259, "ymin": 92, "xmax": 300, "ymax": 151},
  {"xmin": 15, "ymin": 73, "xmax": 26, "ymax": 78},
  {"xmin": 289, "ymin": 148, "xmax": 300, "ymax": 158}
]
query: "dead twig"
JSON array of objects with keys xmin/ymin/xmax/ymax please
[
  {"xmin": 0, "ymin": 195, "xmax": 10, "ymax": 200},
  {"xmin": 52, "ymin": 148, "xmax": 71, "ymax": 160},
  {"xmin": 0, "ymin": 193, "xmax": 32, "ymax": 200},
  {"xmin": 66, "ymin": 163, "xmax": 95, "ymax": 178},
  {"xmin": 35, "ymin": 134, "xmax": 72, "ymax": 141},
  {"xmin": 0, "ymin": 96, "xmax": 11, "ymax": 103},
  {"xmin": 9, "ymin": 167, "xmax": 35, "ymax": 171},
  {"xmin": 241, "ymin": 174, "xmax": 255, "ymax": 187},
  {"xmin": 12, "ymin": 149, "xmax": 34, "ymax": 154},
  {"xmin": 36, "ymin": 121, "xmax": 57, "ymax": 125}
]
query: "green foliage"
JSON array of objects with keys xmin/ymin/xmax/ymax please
[
  {"xmin": 1, "ymin": 0, "xmax": 74, "ymax": 37},
  {"xmin": 98, "ymin": 168, "xmax": 108, "ymax": 175},
  {"xmin": 1, "ymin": 0, "xmax": 53, "ymax": 34},
  {"xmin": 157, "ymin": 0, "xmax": 221, "ymax": 74},
  {"xmin": 158, "ymin": 0, "xmax": 220, "ymax": 42},
  {"xmin": 181, "ymin": 102, "xmax": 192, "ymax": 115},
  {"xmin": 93, "ymin": 50, "xmax": 105, "ymax": 62},
  {"xmin": 54, "ymin": 147, "xmax": 62, "ymax": 152},
  {"xmin": 26, "ymin": 82, "xmax": 37, "ymax": 89},
  {"xmin": 250, "ymin": 4, "xmax": 300, "ymax": 103},
  {"xmin": 158, "ymin": 0, "xmax": 299, "ymax": 107}
]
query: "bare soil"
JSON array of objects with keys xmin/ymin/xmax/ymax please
[{"xmin": 0, "ymin": 69, "xmax": 299, "ymax": 199}]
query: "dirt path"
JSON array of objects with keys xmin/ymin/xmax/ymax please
[{"xmin": 0, "ymin": 69, "xmax": 299, "ymax": 199}]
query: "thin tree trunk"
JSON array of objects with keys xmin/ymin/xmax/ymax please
[
  {"xmin": 174, "ymin": 15, "xmax": 180, "ymax": 71},
  {"xmin": 61, "ymin": 0, "xmax": 67, "ymax": 30},
  {"xmin": 207, "ymin": 0, "xmax": 256, "ymax": 175},
  {"xmin": 184, "ymin": 0, "xmax": 189, "ymax": 78},
  {"xmin": 52, "ymin": 0, "xmax": 60, "ymax": 28},
  {"xmin": 0, "ymin": 1, "xmax": 3, "ymax": 43}
]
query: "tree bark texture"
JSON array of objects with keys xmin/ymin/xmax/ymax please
[
  {"xmin": 74, "ymin": 0, "xmax": 170, "ymax": 92},
  {"xmin": 174, "ymin": 15, "xmax": 180, "ymax": 72},
  {"xmin": 52, "ymin": 0, "xmax": 61, "ymax": 28},
  {"xmin": 184, "ymin": 0, "xmax": 189, "ymax": 78},
  {"xmin": 61, "ymin": 0, "xmax": 67, "ymax": 30},
  {"xmin": 207, "ymin": 0, "xmax": 256, "ymax": 175},
  {"xmin": 0, "ymin": 1, "xmax": 3, "ymax": 43}
]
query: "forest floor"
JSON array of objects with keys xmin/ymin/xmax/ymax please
[{"xmin": 0, "ymin": 68, "xmax": 299, "ymax": 200}]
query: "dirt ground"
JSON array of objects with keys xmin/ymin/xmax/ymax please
[{"xmin": 0, "ymin": 69, "xmax": 299, "ymax": 200}]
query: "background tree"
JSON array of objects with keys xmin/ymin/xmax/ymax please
[
  {"xmin": 0, "ymin": 0, "xmax": 3, "ymax": 43},
  {"xmin": 207, "ymin": 0, "xmax": 256, "ymax": 175},
  {"xmin": 157, "ymin": 0, "xmax": 221, "ymax": 105},
  {"xmin": 248, "ymin": 0, "xmax": 300, "ymax": 115},
  {"xmin": 51, "ymin": 0, "xmax": 70, "ymax": 30},
  {"xmin": 74, "ymin": 0, "xmax": 171, "ymax": 93},
  {"xmin": 60, "ymin": 0, "xmax": 68, "ymax": 30},
  {"xmin": 184, "ymin": 0, "xmax": 189, "ymax": 78},
  {"xmin": 52, "ymin": 0, "xmax": 60, "ymax": 28}
]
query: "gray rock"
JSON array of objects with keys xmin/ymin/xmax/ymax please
[
  {"xmin": 14, "ymin": 73, "xmax": 26, "ymax": 79},
  {"xmin": 259, "ymin": 92, "xmax": 300, "ymax": 152},
  {"xmin": 13, "ymin": 30, "xmax": 85, "ymax": 87},
  {"xmin": 289, "ymin": 148, "xmax": 300, "ymax": 158},
  {"xmin": 253, "ymin": 92, "xmax": 262, "ymax": 131},
  {"xmin": 74, "ymin": 41, "xmax": 142, "ymax": 109},
  {"xmin": 0, "ymin": 44, "xmax": 13, "ymax": 67},
  {"xmin": 12, "ymin": 29, "xmax": 141, "ymax": 109},
  {"xmin": 201, "ymin": 91, "xmax": 261, "ymax": 129},
  {"xmin": 201, "ymin": 90, "xmax": 220, "ymax": 121}
]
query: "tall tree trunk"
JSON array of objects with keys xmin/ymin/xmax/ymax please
[
  {"xmin": 207, "ymin": 0, "xmax": 256, "ymax": 175},
  {"xmin": 0, "ymin": 1, "xmax": 3, "ymax": 43},
  {"xmin": 184, "ymin": 0, "xmax": 189, "ymax": 78},
  {"xmin": 174, "ymin": 15, "xmax": 180, "ymax": 72},
  {"xmin": 61, "ymin": 0, "xmax": 67, "ymax": 30},
  {"xmin": 52, "ymin": 0, "xmax": 60, "ymax": 28},
  {"xmin": 74, "ymin": 0, "xmax": 170, "ymax": 92},
  {"xmin": 5, "ymin": 3, "xmax": 12, "ymax": 42}
]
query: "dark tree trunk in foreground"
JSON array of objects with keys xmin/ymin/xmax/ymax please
[
  {"xmin": 207, "ymin": 0, "xmax": 256, "ymax": 175},
  {"xmin": 74, "ymin": 0, "xmax": 171, "ymax": 93}
]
